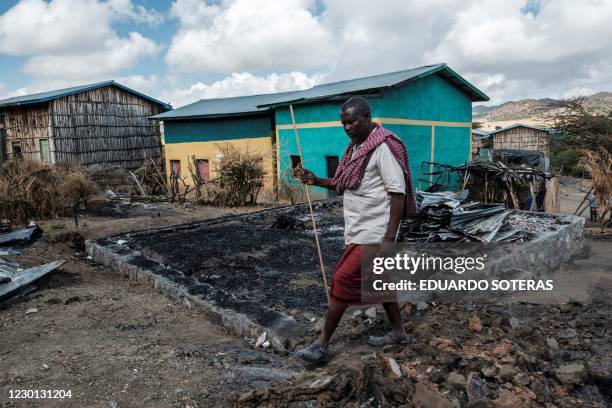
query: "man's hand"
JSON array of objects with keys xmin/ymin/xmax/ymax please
[{"xmin": 300, "ymin": 168, "xmax": 317, "ymax": 185}]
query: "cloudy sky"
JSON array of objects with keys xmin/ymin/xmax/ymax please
[{"xmin": 0, "ymin": 0, "xmax": 610, "ymax": 108}]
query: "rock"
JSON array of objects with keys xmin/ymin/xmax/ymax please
[
  {"xmin": 255, "ymin": 332, "xmax": 267, "ymax": 347},
  {"xmin": 557, "ymin": 328, "xmax": 577, "ymax": 339},
  {"xmin": 509, "ymin": 317, "xmax": 520, "ymax": 329},
  {"xmin": 469, "ymin": 314, "xmax": 483, "ymax": 333},
  {"xmin": 302, "ymin": 312, "xmax": 317, "ymax": 322},
  {"xmin": 386, "ymin": 357, "xmax": 402, "ymax": 378},
  {"xmin": 237, "ymin": 391, "xmax": 255, "ymax": 402},
  {"xmin": 309, "ymin": 375, "xmax": 334, "ymax": 390},
  {"xmin": 498, "ymin": 364, "xmax": 516, "ymax": 381},
  {"xmin": 546, "ymin": 337, "xmax": 559, "ymax": 350},
  {"xmin": 447, "ymin": 371, "xmax": 466, "ymax": 388},
  {"xmin": 364, "ymin": 307, "xmax": 377, "ymax": 319},
  {"xmin": 492, "ymin": 389, "xmax": 521, "ymax": 408},
  {"xmin": 554, "ymin": 363, "xmax": 585, "ymax": 385},
  {"xmin": 429, "ymin": 337, "xmax": 455, "ymax": 352},
  {"xmin": 109, "ymin": 401, "xmax": 118, "ymax": 408},
  {"xmin": 261, "ymin": 341, "xmax": 270, "ymax": 349},
  {"xmin": 501, "ymin": 382, "xmax": 513, "ymax": 390},
  {"xmin": 514, "ymin": 373, "xmax": 531, "ymax": 386},
  {"xmin": 481, "ymin": 365, "xmax": 497, "ymax": 378},
  {"xmin": 492, "ymin": 341, "xmax": 512, "ymax": 358},
  {"xmin": 413, "ymin": 381, "xmax": 454, "ymax": 408},
  {"xmin": 417, "ymin": 301, "xmax": 429, "ymax": 311},
  {"xmin": 553, "ymin": 385, "xmax": 568, "ymax": 397},
  {"xmin": 25, "ymin": 308, "xmax": 38, "ymax": 315},
  {"xmin": 352, "ymin": 310, "xmax": 363, "ymax": 318},
  {"xmin": 466, "ymin": 372, "xmax": 488, "ymax": 408}
]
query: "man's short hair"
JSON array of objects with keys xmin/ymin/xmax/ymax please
[{"xmin": 341, "ymin": 96, "xmax": 371, "ymax": 117}]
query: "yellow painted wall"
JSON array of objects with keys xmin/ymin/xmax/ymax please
[{"xmin": 164, "ymin": 136, "xmax": 276, "ymax": 200}]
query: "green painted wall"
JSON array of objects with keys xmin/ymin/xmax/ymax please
[
  {"xmin": 164, "ymin": 114, "xmax": 272, "ymax": 144},
  {"xmin": 277, "ymin": 73, "xmax": 472, "ymax": 197},
  {"xmin": 376, "ymin": 74, "xmax": 472, "ymax": 122},
  {"xmin": 275, "ymin": 74, "xmax": 472, "ymax": 125}
]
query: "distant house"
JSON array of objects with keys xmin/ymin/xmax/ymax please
[
  {"xmin": 471, "ymin": 128, "xmax": 491, "ymax": 156},
  {"xmin": 487, "ymin": 123, "xmax": 550, "ymax": 155},
  {"xmin": 0, "ymin": 81, "xmax": 171, "ymax": 169},
  {"xmin": 152, "ymin": 63, "xmax": 489, "ymax": 199}
]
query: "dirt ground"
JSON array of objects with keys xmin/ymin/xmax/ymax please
[{"xmin": 1, "ymin": 180, "xmax": 611, "ymax": 407}]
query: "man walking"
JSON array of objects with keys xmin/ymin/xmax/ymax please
[{"xmin": 295, "ymin": 96, "xmax": 417, "ymax": 363}]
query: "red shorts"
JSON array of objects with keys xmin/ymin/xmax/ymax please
[
  {"xmin": 331, "ymin": 244, "xmax": 390, "ymax": 304},
  {"xmin": 331, "ymin": 243, "xmax": 398, "ymax": 304}
]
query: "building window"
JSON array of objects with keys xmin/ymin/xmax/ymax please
[
  {"xmin": 290, "ymin": 155, "xmax": 303, "ymax": 178},
  {"xmin": 12, "ymin": 142, "xmax": 22, "ymax": 158},
  {"xmin": 40, "ymin": 139, "xmax": 50, "ymax": 163},
  {"xmin": 195, "ymin": 159, "xmax": 209, "ymax": 182},
  {"xmin": 170, "ymin": 160, "xmax": 181, "ymax": 177}
]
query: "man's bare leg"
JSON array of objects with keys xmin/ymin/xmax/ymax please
[
  {"xmin": 383, "ymin": 302, "xmax": 407, "ymax": 337},
  {"xmin": 317, "ymin": 297, "xmax": 349, "ymax": 348}
]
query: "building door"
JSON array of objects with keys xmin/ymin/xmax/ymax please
[
  {"xmin": 326, "ymin": 155, "xmax": 339, "ymax": 198},
  {"xmin": 196, "ymin": 159, "xmax": 209, "ymax": 182},
  {"xmin": 40, "ymin": 139, "xmax": 50, "ymax": 163}
]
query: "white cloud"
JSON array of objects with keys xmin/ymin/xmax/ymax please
[
  {"xmin": 163, "ymin": 71, "xmax": 326, "ymax": 108},
  {"xmin": 0, "ymin": 0, "xmax": 159, "ymax": 85},
  {"xmin": 23, "ymin": 32, "xmax": 157, "ymax": 81},
  {"xmin": 117, "ymin": 74, "xmax": 162, "ymax": 96},
  {"xmin": 107, "ymin": 0, "xmax": 164, "ymax": 26},
  {"xmin": 166, "ymin": 0, "xmax": 334, "ymax": 73},
  {"xmin": 423, "ymin": 0, "xmax": 612, "ymax": 102}
]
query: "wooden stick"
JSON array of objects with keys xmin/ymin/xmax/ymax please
[
  {"xmin": 289, "ymin": 105, "xmax": 330, "ymax": 304},
  {"xmin": 574, "ymin": 187, "xmax": 594, "ymax": 215}
]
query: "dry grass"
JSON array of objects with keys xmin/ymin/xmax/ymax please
[
  {"xmin": 208, "ymin": 144, "xmax": 266, "ymax": 207},
  {"xmin": 0, "ymin": 159, "xmax": 97, "ymax": 225},
  {"xmin": 580, "ymin": 149, "xmax": 612, "ymax": 227}
]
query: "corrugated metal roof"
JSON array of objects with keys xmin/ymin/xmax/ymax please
[
  {"xmin": 472, "ymin": 129, "xmax": 490, "ymax": 137},
  {"xmin": 152, "ymin": 63, "xmax": 489, "ymax": 120},
  {"xmin": 151, "ymin": 91, "xmax": 298, "ymax": 120},
  {"xmin": 487, "ymin": 123, "xmax": 550, "ymax": 135},
  {"xmin": 0, "ymin": 80, "xmax": 172, "ymax": 110}
]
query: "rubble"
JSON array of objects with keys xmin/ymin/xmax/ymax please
[
  {"xmin": 555, "ymin": 363, "xmax": 586, "ymax": 385},
  {"xmin": 469, "ymin": 314, "xmax": 483, "ymax": 332}
]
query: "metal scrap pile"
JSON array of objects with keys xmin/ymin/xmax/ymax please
[
  {"xmin": 399, "ymin": 191, "xmax": 523, "ymax": 244},
  {"xmin": 0, "ymin": 224, "xmax": 64, "ymax": 300}
]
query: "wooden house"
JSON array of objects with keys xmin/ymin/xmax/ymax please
[
  {"xmin": 0, "ymin": 81, "xmax": 171, "ymax": 169},
  {"xmin": 487, "ymin": 124, "xmax": 550, "ymax": 155}
]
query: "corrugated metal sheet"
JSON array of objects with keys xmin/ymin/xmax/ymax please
[
  {"xmin": 152, "ymin": 63, "xmax": 489, "ymax": 120},
  {"xmin": 0, "ymin": 258, "xmax": 65, "ymax": 300},
  {"xmin": 0, "ymin": 80, "xmax": 172, "ymax": 110}
]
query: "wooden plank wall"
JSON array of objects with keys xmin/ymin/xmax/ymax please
[
  {"xmin": 492, "ymin": 127, "xmax": 549, "ymax": 155},
  {"xmin": 51, "ymin": 86, "xmax": 164, "ymax": 169},
  {"xmin": 1, "ymin": 104, "xmax": 52, "ymax": 161}
]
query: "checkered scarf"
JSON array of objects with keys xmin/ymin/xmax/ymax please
[{"xmin": 332, "ymin": 123, "xmax": 417, "ymax": 217}]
